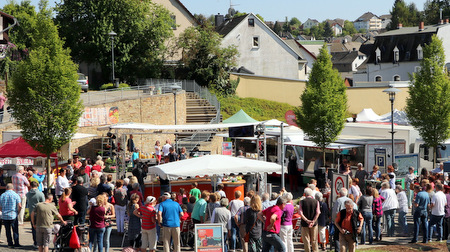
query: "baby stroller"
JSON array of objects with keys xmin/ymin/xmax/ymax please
[{"xmin": 52, "ymin": 222, "xmax": 89, "ymax": 252}]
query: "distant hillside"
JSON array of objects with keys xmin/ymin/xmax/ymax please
[{"xmin": 218, "ymin": 96, "xmax": 296, "ymax": 122}]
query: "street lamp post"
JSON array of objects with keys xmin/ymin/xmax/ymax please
[
  {"xmin": 383, "ymin": 87, "xmax": 400, "ymax": 166},
  {"xmin": 108, "ymin": 31, "xmax": 117, "ymax": 87},
  {"xmin": 171, "ymin": 84, "xmax": 182, "ymax": 151}
]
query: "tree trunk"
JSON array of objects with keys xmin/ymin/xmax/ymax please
[
  {"xmin": 46, "ymin": 155, "xmax": 51, "ymax": 196},
  {"xmin": 433, "ymin": 145, "xmax": 437, "ymax": 172}
]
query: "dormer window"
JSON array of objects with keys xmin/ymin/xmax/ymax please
[
  {"xmin": 394, "ymin": 75, "xmax": 400, "ymax": 81},
  {"xmin": 248, "ymin": 18, "xmax": 255, "ymax": 27},
  {"xmin": 375, "ymin": 48, "xmax": 381, "ymax": 64},
  {"xmin": 375, "ymin": 76, "xmax": 382, "ymax": 82},
  {"xmin": 393, "ymin": 46, "xmax": 399, "ymax": 62},
  {"xmin": 417, "ymin": 45, "xmax": 423, "ymax": 60}
]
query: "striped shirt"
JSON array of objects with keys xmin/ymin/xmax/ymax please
[
  {"xmin": 140, "ymin": 204, "xmax": 156, "ymax": 230},
  {"xmin": 12, "ymin": 172, "xmax": 29, "ymax": 197}
]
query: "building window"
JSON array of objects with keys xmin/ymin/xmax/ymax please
[
  {"xmin": 375, "ymin": 47, "xmax": 381, "ymax": 64},
  {"xmin": 393, "ymin": 75, "xmax": 400, "ymax": 81},
  {"xmin": 375, "ymin": 76, "xmax": 382, "ymax": 82},
  {"xmin": 248, "ymin": 18, "xmax": 255, "ymax": 27},
  {"xmin": 393, "ymin": 46, "xmax": 399, "ymax": 62},
  {"xmin": 253, "ymin": 36, "xmax": 259, "ymax": 48},
  {"xmin": 417, "ymin": 45, "xmax": 423, "ymax": 60},
  {"xmin": 170, "ymin": 15, "xmax": 177, "ymax": 30}
]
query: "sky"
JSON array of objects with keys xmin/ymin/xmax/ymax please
[{"xmin": 25, "ymin": 0, "xmax": 428, "ymax": 22}]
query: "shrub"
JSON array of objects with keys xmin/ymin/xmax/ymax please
[{"xmin": 99, "ymin": 83, "xmax": 130, "ymax": 90}]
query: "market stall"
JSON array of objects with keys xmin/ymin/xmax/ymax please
[
  {"xmin": 0, "ymin": 137, "xmax": 58, "ymax": 171},
  {"xmin": 146, "ymin": 154, "xmax": 281, "ymax": 198}
]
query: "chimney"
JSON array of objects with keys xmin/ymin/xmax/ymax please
[
  {"xmin": 215, "ymin": 13, "xmax": 225, "ymax": 27},
  {"xmin": 397, "ymin": 23, "xmax": 403, "ymax": 29},
  {"xmin": 419, "ymin": 22, "xmax": 424, "ymax": 31}
]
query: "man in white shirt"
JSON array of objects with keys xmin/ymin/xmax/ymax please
[
  {"xmin": 162, "ymin": 139, "xmax": 172, "ymax": 164},
  {"xmin": 429, "ymin": 183, "xmax": 447, "ymax": 241}
]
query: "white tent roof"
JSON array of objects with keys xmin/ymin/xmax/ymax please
[
  {"xmin": 150, "ymin": 155, "xmax": 282, "ymax": 180},
  {"xmin": 378, "ymin": 109, "xmax": 410, "ymax": 125},
  {"xmin": 97, "ymin": 122, "xmax": 260, "ymax": 132},
  {"xmin": 286, "ymin": 140, "xmax": 362, "ymax": 150},
  {"xmin": 346, "ymin": 108, "xmax": 381, "ymax": 122},
  {"xmin": 262, "ymin": 119, "xmax": 289, "ymax": 127}
]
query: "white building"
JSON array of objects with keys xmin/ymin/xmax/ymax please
[
  {"xmin": 303, "ymin": 18, "xmax": 319, "ymax": 29},
  {"xmin": 216, "ymin": 13, "xmax": 308, "ymax": 80},
  {"xmin": 354, "ymin": 12, "xmax": 381, "ymax": 31}
]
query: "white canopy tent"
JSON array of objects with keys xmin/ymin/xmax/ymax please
[
  {"xmin": 97, "ymin": 122, "xmax": 261, "ymax": 133},
  {"xmin": 150, "ymin": 154, "xmax": 282, "ymax": 180}
]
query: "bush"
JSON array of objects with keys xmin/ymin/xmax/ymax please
[
  {"xmin": 219, "ymin": 96, "xmax": 296, "ymax": 122},
  {"xmin": 99, "ymin": 83, "xmax": 131, "ymax": 90}
]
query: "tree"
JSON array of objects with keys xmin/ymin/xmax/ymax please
[
  {"xmin": 323, "ymin": 21, "xmax": 333, "ymax": 38},
  {"xmin": 55, "ymin": 0, "xmax": 174, "ymax": 86},
  {"xmin": 175, "ymin": 25, "xmax": 238, "ymax": 96},
  {"xmin": 295, "ymin": 45, "xmax": 347, "ymax": 158},
  {"xmin": 1, "ymin": 0, "xmax": 37, "ymax": 51},
  {"xmin": 388, "ymin": 0, "xmax": 421, "ymax": 30},
  {"xmin": 406, "ymin": 35, "xmax": 450, "ymax": 169},
  {"xmin": 342, "ymin": 20, "xmax": 357, "ymax": 36},
  {"xmin": 289, "ymin": 17, "xmax": 301, "ymax": 26},
  {"xmin": 7, "ymin": 1, "xmax": 83, "ymax": 193},
  {"xmin": 424, "ymin": 0, "xmax": 450, "ymax": 25},
  {"xmin": 273, "ymin": 22, "xmax": 282, "ymax": 35},
  {"xmin": 282, "ymin": 17, "xmax": 292, "ymax": 33}
]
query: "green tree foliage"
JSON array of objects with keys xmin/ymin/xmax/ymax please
[
  {"xmin": 289, "ymin": 17, "xmax": 302, "ymax": 26},
  {"xmin": 175, "ymin": 25, "xmax": 238, "ymax": 96},
  {"xmin": 1, "ymin": 0, "xmax": 37, "ymax": 50},
  {"xmin": 295, "ymin": 45, "xmax": 347, "ymax": 151},
  {"xmin": 388, "ymin": 0, "xmax": 421, "ymax": 30},
  {"xmin": 424, "ymin": 0, "xmax": 450, "ymax": 25},
  {"xmin": 55, "ymin": 0, "xmax": 174, "ymax": 85},
  {"xmin": 283, "ymin": 17, "xmax": 292, "ymax": 33},
  {"xmin": 323, "ymin": 22, "xmax": 333, "ymax": 38},
  {"xmin": 7, "ymin": 1, "xmax": 83, "ymax": 192},
  {"xmin": 406, "ymin": 35, "xmax": 450, "ymax": 168},
  {"xmin": 273, "ymin": 22, "xmax": 282, "ymax": 35},
  {"xmin": 342, "ymin": 20, "xmax": 358, "ymax": 36}
]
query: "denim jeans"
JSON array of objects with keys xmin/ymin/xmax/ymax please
[
  {"xmin": 230, "ymin": 219, "xmax": 240, "ymax": 250},
  {"xmin": 3, "ymin": 218, "xmax": 19, "ymax": 246},
  {"xmin": 398, "ymin": 211, "xmax": 408, "ymax": 234},
  {"xmin": 413, "ymin": 210, "xmax": 428, "ymax": 242},
  {"xmin": 104, "ymin": 226, "xmax": 112, "ymax": 252},
  {"xmin": 74, "ymin": 209, "xmax": 86, "ymax": 226},
  {"xmin": 89, "ymin": 227, "xmax": 105, "ymax": 252},
  {"xmin": 361, "ymin": 211, "xmax": 373, "ymax": 244},
  {"xmin": 31, "ymin": 220, "xmax": 37, "ymax": 246},
  {"xmin": 384, "ymin": 209, "xmax": 396, "ymax": 237},
  {"xmin": 262, "ymin": 231, "xmax": 285, "ymax": 252},
  {"xmin": 373, "ymin": 215, "xmax": 382, "ymax": 240},
  {"xmin": 429, "ymin": 214, "xmax": 444, "ymax": 240}
]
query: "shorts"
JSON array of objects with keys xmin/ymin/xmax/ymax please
[
  {"xmin": 36, "ymin": 227, "xmax": 52, "ymax": 247},
  {"xmin": 141, "ymin": 228, "xmax": 157, "ymax": 250}
]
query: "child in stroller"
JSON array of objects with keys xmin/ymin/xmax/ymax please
[{"xmin": 52, "ymin": 222, "xmax": 89, "ymax": 252}]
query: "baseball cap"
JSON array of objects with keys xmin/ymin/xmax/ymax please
[
  {"xmin": 145, "ymin": 196, "xmax": 156, "ymax": 204},
  {"xmin": 163, "ymin": 192, "xmax": 171, "ymax": 198}
]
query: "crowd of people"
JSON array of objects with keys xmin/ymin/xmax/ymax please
[{"xmin": 1, "ymin": 141, "xmax": 450, "ymax": 252}]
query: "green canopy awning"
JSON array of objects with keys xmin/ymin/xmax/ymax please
[{"xmin": 223, "ymin": 109, "xmax": 259, "ymax": 123}]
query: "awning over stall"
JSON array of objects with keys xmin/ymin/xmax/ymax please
[
  {"xmin": 0, "ymin": 137, "xmax": 57, "ymax": 158},
  {"xmin": 150, "ymin": 154, "xmax": 281, "ymax": 180}
]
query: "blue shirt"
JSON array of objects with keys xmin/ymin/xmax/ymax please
[
  {"xmin": 33, "ymin": 173, "xmax": 45, "ymax": 192},
  {"xmin": 415, "ymin": 191, "xmax": 430, "ymax": 212},
  {"xmin": 191, "ymin": 198, "xmax": 207, "ymax": 222},
  {"xmin": 158, "ymin": 199, "xmax": 182, "ymax": 227},
  {"xmin": 0, "ymin": 190, "xmax": 21, "ymax": 220}
]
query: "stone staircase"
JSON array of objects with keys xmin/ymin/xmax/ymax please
[
  {"xmin": 177, "ymin": 92, "xmax": 220, "ymax": 151},
  {"xmin": 185, "ymin": 92, "xmax": 218, "ymax": 124}
]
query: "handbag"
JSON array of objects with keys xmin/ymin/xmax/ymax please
[{"xmin": 69, "ymin": 225, "xmax": 81, "ymax": 249}]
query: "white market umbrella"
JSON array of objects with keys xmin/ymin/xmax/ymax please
[{"xmin": 150, "ymin": 155, "xmax": 282, "ymax": 180}]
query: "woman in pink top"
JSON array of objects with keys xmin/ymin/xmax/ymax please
[{"xmin": 59, "ymin": 187, "xmax": 78, "ymax": 221}]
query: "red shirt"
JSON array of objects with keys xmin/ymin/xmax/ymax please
[
  {"xmin": 85, "ymin": 166, "xmax": 91, "ymax": 176},
  {"xmin": 59, "ymin": 198, "xmax": 75, "ymax": 216},
  {"xmin": 262, "ymin": 205, "xmax": 283, "ymax": 234},
  {"xmin": 139, "ymin": 204, "xmax": 156, "ymax": 230},
  {"xmin": 92, "ymin": 165, "xmax": 102, "ymax": 172}
]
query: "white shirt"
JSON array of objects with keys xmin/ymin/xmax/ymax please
[
  {"xmin": 229, "ymin": 199, "xmax": 244, "ymax": 216},
  {"xmin": 349, "ymin": 185, "xmax": 361, "ymax": 201},
  {"xmin": 55, "ymin": 175, "xmax": 69, "ymax": 196},
  {"xmin": 432, "ymin": 167, "xmax": 444, "ymax": 174},
  {"xmin": 431, "ymin": 191, "xmax": 447, "ymax": 216},
  {"xmin": 380, "ymin": 188, "xmax": 399, "ymax": 211},
  {"xmin": 162, "ymin": 143, "xmax": 171, "ymax": 156},
  {"xmin": 388, "ymin": 172, "xmax": 396, "ymax": 190},
  {"xmin": 154, "ymin": 145, "xmax": 161, "ymax": 155},
  {"xmin": 397, "ymin": 191, "xmax": 408, "ymax": 213}
]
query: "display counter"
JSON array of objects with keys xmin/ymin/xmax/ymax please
[{"xmin": 144, "ymin": 178, "xmax": 245, "ymax": 200}]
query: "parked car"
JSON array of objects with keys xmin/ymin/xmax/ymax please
[{"xmin": 77, "ymin": 73, "xmax": 88, "ymax": 92}]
